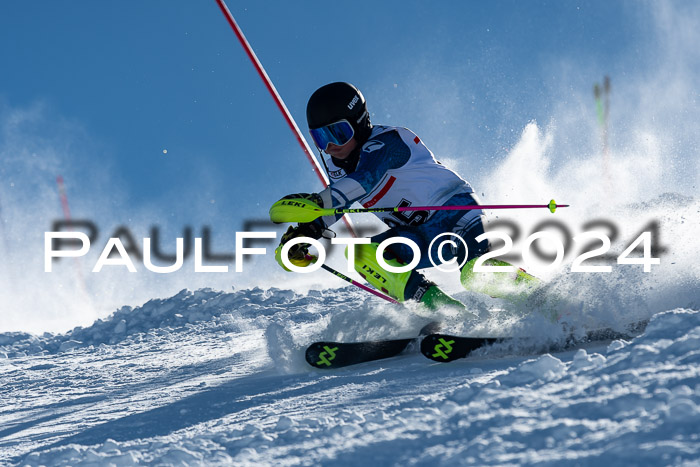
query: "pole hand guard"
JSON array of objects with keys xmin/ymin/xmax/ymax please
[{"xmin": 269, "ymin": 193, "xmax": 327, "ymax": 224}]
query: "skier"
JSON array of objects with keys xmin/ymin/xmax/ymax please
[{"xmin": 272, "ymin": 82, "xmax": 535, "ymax": 310}]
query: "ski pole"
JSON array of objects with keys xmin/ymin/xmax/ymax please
[
  {"xmin": 311, "ymin": 257, "xmax": 400, "ymax": 305},
  {"xmin": 271, "ymin": 199, "xmax": 568, "ymax": 224}
]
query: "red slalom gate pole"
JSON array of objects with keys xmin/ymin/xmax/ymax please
[
  {"xmin": 214, "ymin": 0, "xmax": 356, "ymax": 237},
  {"xmin": 214, "ymin": 1, "xmax": 398, "ymax": 301},
  {"xmin": 214, "ymin": 0, "xmax": 326, "ymax": 184},
  {"xmin": 213, "ymin": 4, "xmax": 352, "ymax": 195},
  {"xmin": 56, "ymin": 176, "xmax": 89, "ymax": 296},
  {"xmin": 56, "ymin": 176, "xmax": 72, "ymax": 222}
]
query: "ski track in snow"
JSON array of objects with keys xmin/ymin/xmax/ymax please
[{"xmin": 1, "ymin": 284, "xmax": 699, "ymax": 466}]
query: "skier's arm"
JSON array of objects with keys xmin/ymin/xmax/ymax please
[{"xmin": 317, "ymin": 178, "xmax": 365, "ymax": 226}]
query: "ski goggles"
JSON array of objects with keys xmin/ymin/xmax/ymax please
[{"xmin": 309, "ymin": 120, "xmax": 355, "ymax": 151}]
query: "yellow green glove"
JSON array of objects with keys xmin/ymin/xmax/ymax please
[{"xmin": 275, "ymin": 225, "xmax": 319, "ymax": 272}]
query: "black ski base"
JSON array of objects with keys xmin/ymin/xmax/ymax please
[
  {"xmin": 305, "ymin": 320, "xmax": 650, "ymax": 368},
  {"xmin": 305, "ymin": 338, "xmax": 414, "ymax": 369},
  {"xmin": 420, "ymin": 319, "xmax": 650, "ymax": 364},
  {"xmin": 421, "ymin": 334, "xmax": 499, "ymax": 362}
]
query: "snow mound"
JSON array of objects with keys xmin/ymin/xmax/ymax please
[
  {"xmin": 2, "ymin": 273, "xmax": 698, "ymax": 466},
  {"xmin": 0, "ymin": 287, "xmax": 324, "ymax": 357},
  {"xmin": 6, "ymin": 306, "xmax": 698, "ymax": 466},
  {"xmin": 0, "ymin": 285, "xmax": 428, "ymax": 361}
]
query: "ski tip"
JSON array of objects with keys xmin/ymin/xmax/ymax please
[{"xmin": 305, "ymin": 343, "xmax": 341, "ymax": 369}]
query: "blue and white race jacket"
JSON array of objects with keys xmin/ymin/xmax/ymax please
[{"xmin": 319, "ymin": 125, "xmax": 474, "ymax": 228}]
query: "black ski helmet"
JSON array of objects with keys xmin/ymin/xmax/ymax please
[{"xmin": 306, "ymin": 82, "xmax": 372, "ymax": 146}]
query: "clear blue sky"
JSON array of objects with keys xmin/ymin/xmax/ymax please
[
  {"xmin": 1, "ymin": 1, "xmax": 698, "ymax": 333},
  {"xmin": 0, "ymin": 1, "xmax": 659, "ymax": 221}
]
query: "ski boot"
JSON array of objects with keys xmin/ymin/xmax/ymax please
[
  {"xmin": 460, "ymin": 257, "xmax": 540, "ymax": 302},
  {"xmin": 419, "ymin": 285, "xmax": 467, "ymax": 312}
]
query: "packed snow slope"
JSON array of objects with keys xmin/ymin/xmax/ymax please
[{"xmin": 1, "ymin": 280, "xmax": 699, "ymax": 465}]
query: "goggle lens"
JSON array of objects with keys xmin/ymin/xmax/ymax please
[{"xmin": 309, "ymin": 120, "xmax": 355, "ymax": 151}]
